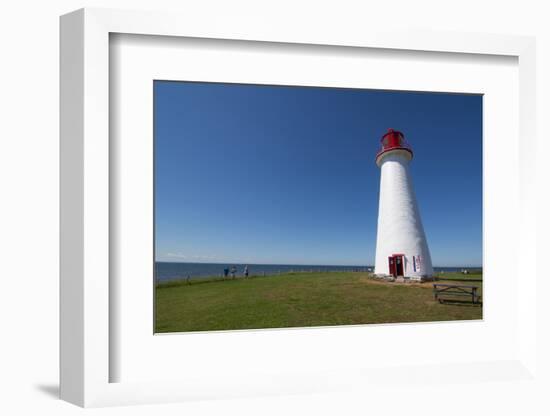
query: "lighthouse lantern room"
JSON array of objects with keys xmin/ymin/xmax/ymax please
[{"xmin": 374, "ymin": 129, "xmax": 433, "ymax": 280}]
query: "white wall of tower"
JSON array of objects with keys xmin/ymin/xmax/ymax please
[{"xmin": 374, "ymin": 149, "xmax": 433, "ymax": 279}]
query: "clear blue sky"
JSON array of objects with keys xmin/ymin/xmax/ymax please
[{"xmin": 154, "ymin": 81, "xmax": 482, "ymax": 267}]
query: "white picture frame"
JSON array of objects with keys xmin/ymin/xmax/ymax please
[{"xmin": 60, "ymin": 7, "xmax": 537, "ymax": 408}]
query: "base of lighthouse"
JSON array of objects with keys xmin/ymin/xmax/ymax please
[{"xmin": 374, "ymin": 253, "xmax": 433, "ymax": 282}]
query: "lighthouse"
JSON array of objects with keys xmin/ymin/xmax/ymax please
[{"xmin": 374, "ymin": 129, "xmax": 433, "ymax": 281}]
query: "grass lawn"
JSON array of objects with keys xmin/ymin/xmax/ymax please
[{"xmin": 155, "ymin": 272, "xmax": 482, "ymax": 333}]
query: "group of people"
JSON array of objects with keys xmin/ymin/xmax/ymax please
[{"xmin": 223, "ymin": 265, "xmax": 249, "ymax": 279}]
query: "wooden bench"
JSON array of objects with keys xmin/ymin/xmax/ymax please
[{"xmin": 433, "ymin": 283, "xmax": 480, "ymax": 304}]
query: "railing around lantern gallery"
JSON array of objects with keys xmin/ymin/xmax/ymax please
[{"xmin": 375, "ymin": 137, "xmax": 414, "ymax": 161}]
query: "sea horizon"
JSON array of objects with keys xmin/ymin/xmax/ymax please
[
  {"xmin": 155, "ymin": 261, "xmax": 482, "ymax": 282},
  {"xmin": 155, "ymin": 260, "xmax": 483, "ymax": 269}
]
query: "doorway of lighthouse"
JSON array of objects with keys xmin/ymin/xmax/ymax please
[{"xmin": 388, "ymin": 255, "xmax": 404, "ymax": 277}]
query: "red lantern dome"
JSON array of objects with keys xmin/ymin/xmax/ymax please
[{"xmin": 375, "ymin": 128, "xmax": 413, "ymax": 165}]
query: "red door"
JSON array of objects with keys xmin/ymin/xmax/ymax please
[
  {"xmin": 388, "ymin": 256, "xmax": 396, "ymax": 277},
  {"xmin": 395, "ymin": 256, "xmax": 404, "ymax": 276}
]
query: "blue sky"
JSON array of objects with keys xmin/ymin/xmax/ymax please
[{"xmin": 154, "ymin": 81, "xmax": 482, "ymax": 267}]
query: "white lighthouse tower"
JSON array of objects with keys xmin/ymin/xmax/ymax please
[{"xmin": 374, "ymin": 129, "xmax": 433, "ymax": 281}]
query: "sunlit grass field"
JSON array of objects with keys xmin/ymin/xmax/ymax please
[{"xmin": 155, "ymin": 271, "xmax": 482, "ymax": 333}]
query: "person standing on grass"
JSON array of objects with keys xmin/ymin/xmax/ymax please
[
  {"xmin": 223, "ymin": 267, "xmax": 229, "ymax": 278},
  {"xmin": 231, "ymin": 266, "xmax": 236, "ymax": 279},
  {"xmin": 244, "ymin": 265, "xmax": 249, "ymax": 278}
]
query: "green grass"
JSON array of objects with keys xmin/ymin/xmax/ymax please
[{"xmin": 155, "ymin": 272, "xmax": 482, "ymax": 333}]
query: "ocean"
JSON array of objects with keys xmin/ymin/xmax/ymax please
[{"xmin": 155, "ymin": 262, "xmax": 480, "ymax": 282}]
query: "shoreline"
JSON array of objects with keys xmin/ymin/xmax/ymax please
[
  {"xmin": 155, "ymin": 262, "xmax": 482, "ymax": 283},
  {"xmin": 156, "ymin": 269, "xmax": 359, "ymax": 288},
  {"xmin": 156, "ymin": 270, "xmax": 483, "ymax": 289}
]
